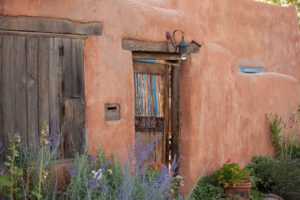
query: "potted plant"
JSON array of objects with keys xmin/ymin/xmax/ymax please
[{"xmin": 214, "ymin": 158, "xmax": 252, "ymax": 200}]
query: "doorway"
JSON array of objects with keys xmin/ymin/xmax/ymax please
[
  {"xmin": 0, "ymin": 34, "xmax": 85, "ymax": 160},
  {"xmin": 133, "ymin": 54, "xmax": 180, "ymax": 167}
]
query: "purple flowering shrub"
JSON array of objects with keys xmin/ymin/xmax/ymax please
[
  {"xmin": 0, "ymin": 125, "xmax": 183, "ymax": 200},
  {"xmin": 64, "ymin": 136, "xmax": 182, "ymax": 200}
]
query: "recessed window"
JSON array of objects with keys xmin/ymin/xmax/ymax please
[{"xmin": 240, "ymin": 67, "xmax": 262, "ymax": 74}]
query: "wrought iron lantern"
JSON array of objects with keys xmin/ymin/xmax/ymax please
[{"xmin": 166, "ymin": 30, "xmax": 189, "ymax": 60}]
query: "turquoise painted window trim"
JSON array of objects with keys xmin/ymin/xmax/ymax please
[
  {"xmin": 133, "ymin": 58, "xmax": 157, "ymax": 63},
  {"xmin": 240, "ymin": 67, "xmax": 262, "ymax": 73}
]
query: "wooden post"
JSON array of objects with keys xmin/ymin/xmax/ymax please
[{"xmin": 171, "ymin": 62, "xmax": 180, "ymax": 173}]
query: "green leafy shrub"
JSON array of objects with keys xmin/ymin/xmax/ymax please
[
  {"xmin": 250, "ymin": 189, "xmax": 264, "ymax": 200},
  {"xmin": 0, "ymin": 123, "xmax": 57, "ymax": 200},
  {"xmin": 192, "ymin": 176, "xmax": 224, "ymax": 200},
  {"xmin": 246, "ymin": 156, "xmax": 275, "ymax": 193},
  {"xmin": 266, "ymin": 110, "xmax": 300, "ymax": 160},
  {"xmin": 246, "ymin": 156, "xmax": 300, "ymax": 200},
  {"xmin": 213, "ymin": 159, "xmax": 252, "ymax": 188}
]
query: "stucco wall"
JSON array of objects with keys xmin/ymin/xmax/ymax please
[{"xmin": 1, "ymin": 0, "xmax": 299, "ymax": 195}]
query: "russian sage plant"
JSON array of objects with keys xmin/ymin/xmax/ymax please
[{"xmin": 64, "ymin": 136, "xmax": 181, "ymax": 200}]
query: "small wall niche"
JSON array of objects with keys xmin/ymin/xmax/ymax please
[
  {"xmin": 240, "ymin": 67, "xmax": 262, "ymax": 74},
  {"xmin": 237, "ymin": 59, "xmax": 265, "ymax": 74},
  {"xmin": 105, "ymin": 104, "xmax": 120, "ymax": 121}
]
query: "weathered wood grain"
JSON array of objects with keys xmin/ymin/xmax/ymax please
[
  {"xmin": 71, "ymin": 39, "xmax": 84, "ymax": 98},
  {"xmin": 49, "ymin": 37, "xmax": 63, "ymax": 155},
  {"xmin": 0, "ymin": 30, "xmax": 88, "ymax": 39},
  {"xmin": 14, "ymin": 36, "xmax": 27, "ymax": 144},
  {"xmin": 38, "ymin": 37, "xmax": 50, "ymax": 137},
  {"xmin": 62, "ymin": 98, "xmax": 85, "ymax": 158},
  {"xmin": 2, "ymin": 35, "xmax": 15, "ymax": 152},
  {"xmin": 0, "ymin": 33, "xmax": 85, "ymax": 159},
  {"xmin": 133, "ymin": 61, "xmax": 165, "ymax": 75},
  {"xmin": 73, "ymin": 98, "xmax": 85, "ymax": 154},
  {"xmin": 132, "ymin": 52, "xmax": 180, "ymax": 61},
  {"xmin": 156, "ymin": 131, "xmax": 163, "ymax": 163},
  {"xmin": 0, "ymin": 15, "xmax": 102, "ymax": 36},
  {"xmin": 0, "ymin": 36, "xmax": 2, "ymax": 162},
  {"xmin": 122, "ymin": 39, "xmax": 199, "ymax": 53},
  {"xmin": 171, "ymin": 63, "xmax": 180, "ymax": 172},
  {"xmin": 163, "ymin": 65, "xmax": 170, "ymax": 165},
  {"xmin": 149, "ymin": 130, "xmax": 155, "ymax": 161},
  {"xmin": 26, "ymin": 36, "xmax": 39, "ymax": 147},
  {"xmin": 62, "ymin": 99, "xmax": 73, "ymax": 158},
  {"xmin": 52, "ymin": 38, "xmax": 64, "ymax": 156},
  {"xmin": 62, "ymin": 38, "xmax": 72, "ymax": 98}
]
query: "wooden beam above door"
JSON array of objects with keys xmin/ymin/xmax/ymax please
[
  {"xmin": 0, "ymin": 15, "xmax": 102, "ymax": 36},
  {"xmin": 122, "ymin": 39, "xmax": 200, "ymax": 54},
  {"xmin": 133, "ymin": 52, "xmax": 180, "ymax": 61}
]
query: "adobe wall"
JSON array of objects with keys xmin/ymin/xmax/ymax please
[{"xmin": 1, "ymin": 0, "xmax": 299, "ymax": 195}]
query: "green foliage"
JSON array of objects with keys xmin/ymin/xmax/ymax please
[
  {"xmin": 250, "ymin": 189, "xmax": 264, "ymax": 200},
  {"xmin": 0, "ymin": 124, "xmax": 59, "ymax": 200},
  {"xmin": 266, "ymin": 112, "xmax": 300, "ymax": 160},
  {"xmin": 64, "ymin": 147, "xmax": 180, "ymax": 200},
  {"xmin": 256, "ymin": 0, "xmax": 300, "ymax": 29},
  {"xmin": 246, "ymin": 156, "xmax": 300, "ymax": 200},
  {"xmin": 213, "ymin": 162, "xmax": 252, "ymax": 188},
  {"xmin": 265, "ymin": 114, "xmax": 283, "ymax": 156},
  {"xmin": 246, "ymin": 156, "xmax": 276, "ymax": 193},
  {"xmin": 1, "ymin": 133, "xmax": 181, "ymax": 200},
  {"xmin": 0, "ymin": 135, "xmax": 24, "ymax": 200},
  {"xmin": 192, "ymin": 176, "xmax": 225, "ymax": 200}
]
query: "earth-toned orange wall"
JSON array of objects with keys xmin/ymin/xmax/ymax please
[{"xmin": 1, "ymin": 0, "xmax": 299, "ymax": 195}]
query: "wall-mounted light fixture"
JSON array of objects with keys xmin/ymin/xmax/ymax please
[{"xmin": 166, "ymin": 30, "xmax": 189, "ymax": 60}]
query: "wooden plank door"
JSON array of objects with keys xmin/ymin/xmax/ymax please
[
  {"xmin": 0, "ymin": 34, "xmax": 85, "ymax": 161},
  {"xmin": 134, "ymin": 61, "xmax": 169, "ymax": 164}
]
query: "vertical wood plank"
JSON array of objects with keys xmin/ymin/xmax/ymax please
[
  {"xmin": 163, "ymin": 65, "xmax": 170, "ymax": 165},
  {"xmin": 171, "ymin": 64, "xmax": 180, "ymax": 172},
  {"xmin": 135, "ymin": 130, "xmax": 151, "ymax": 163},
  {"xmin": 14, "ymin": 36, "xmax": 27, "ymax": 145},
  {"xmin": 71, "ymin": 39, "xmax": 84, "ymax": 98},
  {"xmin": 155, "ymin": 131, "xmax": 163, "ymax": 163},
  {"xmin": 0, "ymin": 35, "xmax": 2, "ymax": 162},
  {"xmin": 26, "ymin": 36, "xmax": 39, "ymax": 147},
  {"xmin": 149, "ymin": 130, "xmax": 155, "ymax": 162},
  {"xmin": 51, "ymin": 38, "xmax": 63, "ymax": 156},
  {"xmin": 38, "ymin": 37, "xmax": 50, "ymax": 137},
  {"xmin": 63, "ymin": 98, "xmax": 85, "ymax": 158},
  {"xmin": 48, "ymin": 37, "xmax": 60, "ymax": 153},
  {"xmin": 62, "ymin": 38, "xmax": 72, "ymax": 98},
  {"xmin": 73, "ymin": 98, "xmax": 85, "ymax": 154},
  {"xmin": 62, "ymin": 99, "xmax": 74, "ymax": 158},
  {"xmin": 2, "ymin": 35, "xmax": 15, "ymax": 154}
]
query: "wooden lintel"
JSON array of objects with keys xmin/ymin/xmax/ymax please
[
  {"xmin": 132, "ymin": 52, "xmax": 180, "ymax": 61},
  {"xmin": 133, "ymin": 61, "xmax": 165, "ymax": 75},
  {"xmin": 0, "ymin": 30, "xmax": 88, "ymax": 39},
  {"xmin": 0, "ymin": 15, "xmax": 102, "ymax": 36},
  {"xmin": 122, "ymin": 39, "xmax": 200, "ymax": 54}
]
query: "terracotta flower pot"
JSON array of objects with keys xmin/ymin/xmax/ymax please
[{"xmin": 224, "ymin": 182, "xmax": 251, "ymax": 200}]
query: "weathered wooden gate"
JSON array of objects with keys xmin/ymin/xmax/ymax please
[
  {"xmin": 0, "ymin": 35, "xmax": 85, "ymax": 159},
  {"xmin": 134, "ymin": 61, "xmax": 169, "ymax": 163},
  {"xmin": 0, "ymin": 15, "xmax": 102, "ymax": 161}
]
